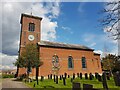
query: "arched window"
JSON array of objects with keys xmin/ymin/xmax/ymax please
[
  {"xmin": 68, "ymin": 56, "xmax": 73, "ymax": 68},
  {"xmin": 29, "ymin": 23, "xmax": 35, "ymax": 32},
  {"xmin": 82, "ymin": 57, "xmax": 87, "ymax": 68},
  {"xmin": 52, "ymin": 55, "xmax": 59, "ymax": 63}
]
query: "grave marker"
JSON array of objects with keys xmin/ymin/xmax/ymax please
[{"xmin": 72, "ymin": 82, "xmax": 81, "ymax": 90}]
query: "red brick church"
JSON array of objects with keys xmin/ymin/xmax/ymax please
[{"xmin": 18, "ymin": 13, "xmax": 102, "ymax": 77}]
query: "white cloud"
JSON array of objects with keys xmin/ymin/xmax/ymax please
[
  {"xmin": 61, "ymin": 26, "xmax": 73, "ymax": 34},
  {"xmin": 90, "ymin": 42, "xmax": 96, "ymax": 47},
  {"xmin": 1, "ymin": 53, "xmax": 17, "ymax": 70}
]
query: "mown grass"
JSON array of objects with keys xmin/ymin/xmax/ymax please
[{"xmin": 25, "ymin": 77, "xmax": 120, "ymax": 90}]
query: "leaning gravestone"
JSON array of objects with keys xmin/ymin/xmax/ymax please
[
  {"xmin": 83, "ymin": 84, "xmax": 93, "ymax": 90},
  {"xmin": 80, "ymin": 73, "xmax": 82, "ymax": 79},
  {"xmin": 102, "ymin": 72, "xmax": 108, "ymax": 90},
  {"xmin": 72, "ymin": 82, "xmax": 81, "ymax": 90},
  {"xmin": 63, "ymin": 77, "xmax": 66, "ymax": 85},
  {"xmin": 113, "ymin": 71, "xmax": 120, "ymax": 86},
  {"xmin": 85, "ymin": 73, "xmax": 88, "ymax": 79}
]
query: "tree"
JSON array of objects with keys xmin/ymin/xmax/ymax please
[
  {"xmin": 14, "ymin": 43, "xmax": 43, "ymax": 84},
  {"xmin": 100, "ymin": 1, "xmax": 120, "ymax": 40},
  {"xmin": 101, "ymin": 54, "xmax": 120, "ymax": 72}
]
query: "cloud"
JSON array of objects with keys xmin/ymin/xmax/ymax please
[
  {"xmin": 1, "ymin": 53, "xmax": 17, "ymax": 70},
  {"xmin": 61, "ymin": 26, "xmax": 73, "ymax": 34},
  {"xmin": 90, "ymin": 42, "xmax": 96, "ymax": 47},
  {"xmin": 78, "ymin": 2, "xmax": 86, "ymax": 13},
  {"xmin": 2, "ymin": 2, "xmax": 60, "ymax": 56}
]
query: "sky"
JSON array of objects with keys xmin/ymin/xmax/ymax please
[{"xmin": 1, "ymin": 1, "xmax": 118, "ymax": 70}]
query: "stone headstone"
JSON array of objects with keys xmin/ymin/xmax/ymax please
[
  {"xmin": 48, "ymin": 75, "xmax": 49, "ymax": 79},
  {"xmin": 60, "ymin": 75, "xmax": 62, "ymax": 80},
  {"xmin": 62, "ymin": 75, "xmax": 63, "ymax": 78},
  {"xmin": 95, "ymin": 72, "xmax": 98, "ymax": 79},
  {"xmin": 40, "ymin": 76, "xmax": 44, "ymax": 81},
  {"xmin": 98, "ymin": 75, "xmax": 102, "ymax": 82},
  {"xmin": 71, "ymin": 78, "xmax": 73, "ymax": 82},
  {"xmin": 85, "ymin": 73, "xmax": 88, "ymax": 79},
  {"xmin": 73, "ymin": 73, "xmax": 75, "ymax": 79},
  {"xmin": 56, "ymin": 75, "xmax": 58, "ymax": 84},
  {"xmin": 77, "ymin": 73, "xmax": 79, "ymax": 78},
  {"xmin": 102, "ymin": 72, "xmax": 108, "ymax": 90},
  {"xmin": 64, "ymin": 72, "xmax": 67, "ymax": 79},
  {"xmin": 72, "ymin": 82, "xmax": 81, "ymax": 90},
  {"xmin": 89, "ymin": 73, "xmax": 93, "ymax": 80},
  {"xmin": 106, "ymin": 75, "xmax": 110, "ymax": 80},
  {"xmin": 50, "ymin": 74, "xmax": 52, "ymax": 79},
  {"xmin": 113, "ymin": 71, "xmax": 120, "ymax": 86},
  {"xmin": 54, "ymin": 75, "xmax": 56, "ymax": 82},
  {"xmin": 80, "ymin": 73, "xmax": 82, "ymax": 79},
  {"xmin": 68, "ymin": 75, "xmax": 70, "ymax": 78},
  {"xmin": 63, "ymin": 77, "xmax": 66, "ymax": 85},
  {"xmin": 83, "ymin": 84, "xmax": 93, "ymax": 90}
]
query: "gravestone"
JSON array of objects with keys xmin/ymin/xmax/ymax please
[
  {"xmin": 68, "ymin": 75, "xmax": 70, "ymax": 78},
  {"xmin": 64, "ymin": 72, "xmax": 67, "ymax": 79},
  {"xmin": 54, "ymin": 75, "xmax": 56, "ymax": 82},
  {"xmin": 60, "ymin": 75, "xmax": 62, "ymax": 80},
  {"xmin": 98, "ymin": 75, "xmax": 102, "ymax": 82},
  {"xmin": 80, "ymin": 73, "xmax": 82, "ymax": 79},
  {"xmin": 71, "ymin": 78, "xmax": 73, "ymax": 82},
  {"xmin": 72, "ymin": 82, "xmax": 81, "ymax": 90},
  {"xmin": 50, "ymin": 74, "xmax": 52, "ymax": 79},
  {"xmin": 102, "ymin": 72, "xmax": 108, "ymax": 90},
  {"xmin": 63, "ymin": 77, "xmax": 66, "ymax": 85},
  {"xmin": 83, "ymin": 84, "xmax": 93, "ymax": 90},
  {"xmin": 48, "ymin": 75, "xmax": 49, "ymax": 79},
  {"xmin": 73, "ymin": 73, "xmax": 75, "ymax": 79},
  {"xmin": 89, "ymin": 73, "xmax": 93, "ymax": 80},
  {"xmin": 106, "ymin": 75, "xmax": 110, "ymax": 80},
  {"xmin": 85, "ymin": 73, "xmax": 88, "ymax": 79},
  {"xmin": 95, "ymin": 72, "xmax": 98, "ymax": 79},
  {"xmin": 92, "ymin": 75, "xmax": 94, "ymax": 79},
  {"xmin": 77, "ymin": 73, "xmax": 79, "ymax": 78},
  {"xmin": 33, "ymin": 83, "xmax": 36, "ymax": 87},
  {"xmin": 113, "ymin": 71, "xmax": 120, "ymax": 86},
  {"xmin": 41, "ymin": 76, "xmax": 44, "ymax": 81},
  {"xmin": 56, "ymin": 75, "xmax": 58, "ymax": 84},
  {"xmin": 62, "ymin": 75, "xmax": 63, "ymax": 78}
]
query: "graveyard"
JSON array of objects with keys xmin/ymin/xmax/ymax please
[{"xmin": 24, "ymin": 73, "xmax": 120, "ymax": 89}]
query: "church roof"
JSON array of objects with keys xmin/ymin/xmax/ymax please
[{"xmin": 38, "ymin": 41, "xmax": 94, "ymax": 51}]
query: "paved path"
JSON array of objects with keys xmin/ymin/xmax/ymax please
[{"xmin": 2, "ymin": 78, "xmax": 32, "ymax": 90}]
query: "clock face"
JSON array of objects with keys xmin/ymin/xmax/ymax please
[{"xmin": 28, "ymin": 35, "xmax": 35, "ymax": 41}]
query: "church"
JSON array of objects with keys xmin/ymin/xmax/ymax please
[{"xmin": 18, "ymin": 13, "xmax": 102, "ymax": 77}]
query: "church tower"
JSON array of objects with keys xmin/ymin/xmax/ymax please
[{"xmin": 19, "ymin": 13, "xmax": 42, "ymax": 54}]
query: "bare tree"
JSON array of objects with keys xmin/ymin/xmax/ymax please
[{"xmin": 100, "ymin": 1, "xmax": 120, "ymax": 40}]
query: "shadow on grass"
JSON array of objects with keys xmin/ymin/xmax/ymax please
[{"xmin": 43, "ymin": 85, "xmax": 55, "ymax": 88}]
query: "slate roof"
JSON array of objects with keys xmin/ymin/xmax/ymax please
[{"xmin": 38, "ymin": 41, "xmax": 94, "ymax": 51}]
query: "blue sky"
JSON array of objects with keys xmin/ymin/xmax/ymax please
[{"xmin": 54, "ymin": 2, "xmax": 116, "ymax": 53}]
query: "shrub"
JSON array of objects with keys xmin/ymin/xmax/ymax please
[{"xmin": 2, "ymin": 74, "xmax": 14, "ymax": 78}]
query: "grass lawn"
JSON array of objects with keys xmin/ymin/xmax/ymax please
[{"xmin": 25, "ymin": 77, "xmax": 120, "ymax": 90}]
